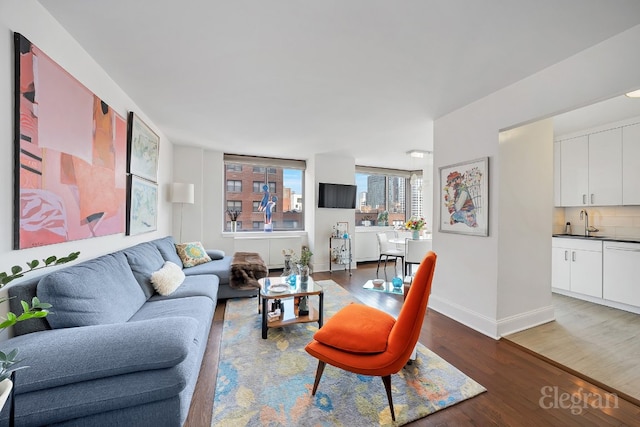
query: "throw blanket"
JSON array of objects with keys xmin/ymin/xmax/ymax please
[{"xmin": 230, "ymin": 252, "xmax": 268, "ymax": 290}]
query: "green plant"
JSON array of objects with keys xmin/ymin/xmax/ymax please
[
  {"xmin": 294, "ymin": 246, "xmax": 313, "ymax": 267},
  {"xmin": 0, "ymin": 251, "xmax": 80, "ymax": 286},
  {"xmin": 0, "ymin": 250, "xmax": 80, "ymax": 382}
]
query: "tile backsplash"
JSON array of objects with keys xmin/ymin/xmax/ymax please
[{"xmin": 554, "ymin": 206, "xmax": 640, "ymax": 239}]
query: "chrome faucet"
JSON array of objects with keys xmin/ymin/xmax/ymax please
[{"xmin": 579, "ymin": 209, "xmax": 599, "ymax": 237}]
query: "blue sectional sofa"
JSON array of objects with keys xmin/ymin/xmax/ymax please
[{"xmin": 0, "ymin": 236, "xmax": 252, "ymax": 427}]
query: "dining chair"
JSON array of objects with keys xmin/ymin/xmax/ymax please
[
  {"xmin": 404, "ymin": 238, "xmax": 433, "ymax": 277},
  {"xmin": 305, "ymin": 251, "xmax": 437, "ymax": 421},
  {"xmin": 376, "ymin": 232, "xmax": 404, "ymax": 277}
]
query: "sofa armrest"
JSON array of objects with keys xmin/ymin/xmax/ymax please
[{"xmin": 0, "ymin": 317, "xmax": 198, "ymax": 394}]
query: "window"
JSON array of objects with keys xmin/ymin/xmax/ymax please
[
  {"xmin": 227, "ymin": 180, "xmax": 242, "ymax": 192},
  {"xmin": 226, "ymin": 200, "xmax": 242, "ymax": 212},
  {"xmin": 224, "ymin": 155, "xmax": 305, "ymax": 232},
  {"xmin": 355, "ymin": 167, "xmax": 419, "ymax": 226},
  {"xmin": 253, "ymin": 181, "xmax": 276, "ymax": 193}
]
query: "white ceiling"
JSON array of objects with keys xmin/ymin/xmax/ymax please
[{"xmin": 38, "ymin": 0, "xmax": 640, "ymax": 170}]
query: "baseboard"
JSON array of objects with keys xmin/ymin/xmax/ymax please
[
  {"xmin": 429, "ymin": 295, "xmax": 556, "ymax": 340},
  {"xmin": 428, "ymin": 294, "xmax": 500, "ymax": 339},
  {"xmin": 497, "ymin": 304, "xmax": 555, "ymax": 337}
]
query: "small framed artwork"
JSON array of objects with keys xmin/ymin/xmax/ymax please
[
  {"xmin": 127, "ymin": 175, "xmax": 158, "ymax": 235},
  {"xmin": 127, "ymin": 112, "xmax": 159, "ymax": 182},
  {"xmin": 439, "ymin": 157, "xmax": 489, "ymax": 236}
]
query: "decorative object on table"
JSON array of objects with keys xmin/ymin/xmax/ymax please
[
  {"xmin": 372, "ymin": 278, "xmax": 385, "ymax": 288},
  {"xmin": 213, "ymin": 279, "xmax": 486, "ymax": 426},
  {"xmin": 439, "ymin": 157, "xmax": 489, "ymax": 236},
  {"xmin": 14, "ymin": 33, "xmax": 127, "ymax": 249},
  {"xmin": 169, "ymin": 182, "xmax": 194, "ymax": 241},
  {"xmin": 0, "ymin": 250, "xmax": 80, "ymax": 411},
  {"xmin": 126, "ymin": 175, "xmax": 158, "ymax": 236},
  {"xmin": 405, "ymin": 216, "xmax": 426, "ymax": 239},
  {"xmin": 336, "ymin": 222, "xmax": 348, "ymax": 238},
  {"xmin": 293, "ymin": 246, "xmax": 313, "ymax": 311},
  {"xmin": 127, "ymin": 112, "xmax": 160, "ymax": 183},
  {"xmin": 226, "ymin": 209, "xmax": 239, "ymax": 232},
  {"xmin": 377, "ymin": 210, "xmax": 389, "ymax": 226}
]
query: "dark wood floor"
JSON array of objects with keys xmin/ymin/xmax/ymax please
[{"xmin": 185, "ymin": 263, "xmax": 640, "ymax": 426}]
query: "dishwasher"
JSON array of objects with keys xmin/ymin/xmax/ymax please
[{"xmin": 603, "ymin": 242, "xmax": 640, "ymax": 307}]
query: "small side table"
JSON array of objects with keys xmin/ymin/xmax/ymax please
[{"xmin": 258, "ymin": 276, "xmax": 324, "ymax": 339}]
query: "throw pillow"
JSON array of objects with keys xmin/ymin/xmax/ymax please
[
  {"xmin": 175, "ymin": 241, "xmax": 212, "ymax": 268},
  {"xmin": 206, "ymin": 249, "xmax": 225, "ymax": 260},
  {"xmin": 150, "ymin": 261, "xmax": 186, "ymax": 295}
]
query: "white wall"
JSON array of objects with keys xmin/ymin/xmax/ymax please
[
  {"xmin": 0, "ymin": 1, "xmax": 173, "ymax": 290},
  {"xmin": 431, "ymin": 24, "xmax": 640, "ymax": 338}
]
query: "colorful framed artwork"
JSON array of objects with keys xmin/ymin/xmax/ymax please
[
  {"xmin": 127, "ymin": 112, "xmax": 159, "ymax": 183},
  {"xmin": 126, "ymin": 175, "xmax": 158, "ymax": 235},
  {"xmin": 13, "ymin": 33, "xmax": 127, "ymax": 249},
  {"xmin": 439, "ymin": 157, "xmax": 489, "ymax": 236}
]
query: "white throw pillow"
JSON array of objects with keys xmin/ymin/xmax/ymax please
[{"xmin": 150, "ymin": 261, "xmax": 185, "ymax": 296}]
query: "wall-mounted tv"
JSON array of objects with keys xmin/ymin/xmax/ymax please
[{"xmin": 318, "ymin": 182, "xmax": 357, "ymax": 209}]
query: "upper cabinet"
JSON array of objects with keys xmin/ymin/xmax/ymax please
[
  {"xmin": 623, "ymin": 123, "xmax": 640, "ymax": 204},
  {"xmin": 556, "ymin": 121, "xmax": 635, "ymax": 207},
  {"xmin": 587, "ymin": 128, "xmax": 622, "ymax": 206}
]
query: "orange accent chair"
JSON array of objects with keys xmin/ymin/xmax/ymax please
[{"xmin": 305, "ymin": 251, "xmax": 437, "ymax": 421}]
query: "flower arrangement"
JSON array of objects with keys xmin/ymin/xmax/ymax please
[
  {"xmin": 377, "ymin": 211, "xmax": 388, "ymax": 225},
  {"xmin": 405, "ymin": 217, "xmax": 426, "ymax": 231},
  {"xmin": 293, "ymin": 246, "xmax": 313, "ymax": 267},
  {"xmin": 226, "ymin": 210, "xmax": 240, "ymax": 221}
]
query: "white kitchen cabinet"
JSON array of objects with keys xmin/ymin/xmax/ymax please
[
  {"xmin": 603, "ymin": 242, "xmax": 640, "ymax": 307},
  {"xmin": 552, "ymin": 238, "xmax": 602, "ymax": 297},
  {"xmin": 559, "ymin": 136, "xmax": 588, "ymax": 206},
  {"xmin": 622, "ymin": 123, "xmax": 640, "ymax": 205},
  {"xmin": 587, "ymin": 128, "xmax": 622, "ymax": 206}
]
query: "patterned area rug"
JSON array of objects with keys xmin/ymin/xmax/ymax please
[{"xmin": 212, "ymin": 280, "xmax": 485, "ymax": 426}]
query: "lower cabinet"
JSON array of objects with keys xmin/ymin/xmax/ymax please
[
  {"xmin": 234, "ymin": 236, "xmax": 302, "ymax": 269},
  {"xmin": 603, "ymin": 242, "xmax": 640, "ymax": 307},
  {"xmin": 552, "ymin": 238, "xmax": 602, "ymax": 298}
]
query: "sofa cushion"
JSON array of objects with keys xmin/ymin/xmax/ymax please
[
  {"xmin": 176, "ymin": 242, "xmax": 212, "ymax": 268},
  {"xmin": 0, "ymin": 317, "xmax": 197, "ymax": 394},
  {"xmin": 151, "ymin": 261, "xmax": 186, "ymax": 296},
  {"xmin": 37, "ymin": 252, "xmax": 147, "ymax": 328},
  {"xmin": 182, "ymin": 255, "xmax": 232, "ymax": 285},
  {"xmin": 154, "ymin": 236, "xmax": 183, "ymax": 266},
  {"xmin": 124, "ymin": 241, "xmax": 166, "ymax": 298}
]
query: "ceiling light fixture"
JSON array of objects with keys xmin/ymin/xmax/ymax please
[{"xmin": 625, "ymin": 89, "xmax": 640, "ymax": 98}]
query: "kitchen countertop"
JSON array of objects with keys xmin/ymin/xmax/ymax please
[{"xmin": 552, "ymin": 234, "xmax": 640, "ymax": 244}]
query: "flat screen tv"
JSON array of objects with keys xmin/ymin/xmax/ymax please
[{"xmin": 318, "ymin": 182, "xmax": 357, "ymax": 209}]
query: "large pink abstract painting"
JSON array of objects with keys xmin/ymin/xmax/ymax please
[{"xmin": 14, "ymin": 33, "xmax": 126, "ymax": 249}]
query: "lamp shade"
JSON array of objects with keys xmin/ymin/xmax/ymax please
[{"xmin": 171, "ymin": 183, "xmax": 194, "ymax": 204}]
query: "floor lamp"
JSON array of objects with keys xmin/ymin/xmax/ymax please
[{"xmin": 171, "ymin": 182, "xmax": 194, "ymax": 243}]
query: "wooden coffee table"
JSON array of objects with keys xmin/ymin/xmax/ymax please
[{"xmin": 258, "ymin": 276, "xmax": 324, "ymax": 339}]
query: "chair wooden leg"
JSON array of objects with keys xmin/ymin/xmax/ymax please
[
  {"xmin": 311, "ymin": 361, "xmax": 326, "ymax": 396},
  {"xmin": 381, "ymin": 375, "xmax": 395, "ymax": 421}
]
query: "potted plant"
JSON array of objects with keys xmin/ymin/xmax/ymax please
[
  {"xmin": 377, "ymin": 211, "xmax": 389, "ymax": 226},
  {"xmin": 293, "ymin": 246, "xmax": 313, "ymax": 314},
  {"xmin": 0, "ymin": 251, "xmax": 79, "ymax": 409}
]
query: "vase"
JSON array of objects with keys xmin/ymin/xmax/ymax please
[
  {"xmin": 299, "ymin": 264, "xmax": 310, "ymax": 289},
  {"xmin": 0, "ymin": 378, "xmax": 12, "ymax": 413},
  {"xmin": 412, "ymin": 230, "xmax": 420, "ymax": 240},
  {"xmin": 230, "ymin": 221, "xmax": 238, "ymax": 232}
]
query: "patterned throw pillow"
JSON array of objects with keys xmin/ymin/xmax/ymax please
[{"xmin": 175, "ymin": 241, "xmax": 212, "ymax": 268}]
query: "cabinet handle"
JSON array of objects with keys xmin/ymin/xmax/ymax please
[
  {"xmin": 571, "ymin": 251, "xmax": 576, "ymax": 262},
  {"xmin": 564, "ymin": 250, "xmax": 568, "ymax": 261},
  {"xmin": 606, "ymin": 246, "xmax": 640, "ymax": 252},
  {"xmin": 582, "ymin": 194, "xmax": 586, "ymax": 205},
  {"xmin": 590, "ymin": 194, "xmax": 594, "ymax": 204}
]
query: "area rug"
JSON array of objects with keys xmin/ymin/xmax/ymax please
[{"xmin": 212, "ymin": 280, "xmax": 485, "ymax": 426}]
